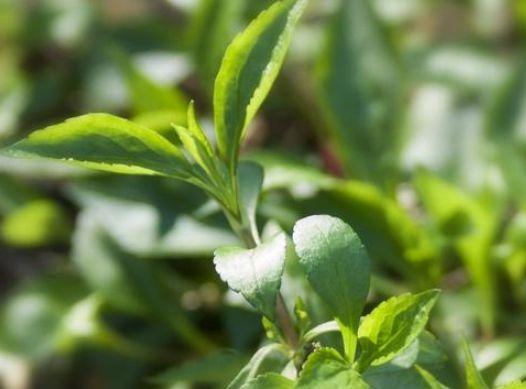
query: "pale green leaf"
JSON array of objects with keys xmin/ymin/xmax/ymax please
[
  {"xmin": 4, "ymin": 114, "xmax": 192, "ymax": 179},
  {"xmin": 293, "ymin": 215, "xmax": 370, "ymax": 349},
  {"xmin": 238, "ymin": 161, "xmax": 264, "ymax": 245},
  {"xmin": 296, "ymin": 348, "xmax": 369, "ymax": 389},
  {"xmin": 214, "ymin": 0, "xmax": 307, "ymax": 170},
  {"xmin": 463, "ymin": 340, "xmax": 489, "ymax": 389},
  {"xmin": 214, "ymin": 233, "xmax": 287, "ymax": 320},
  {"xmin": 173, "ymin": 102, "xmax": 217, "ymax": 177},
  {"xmin": 241, "ymin": 373, "xmax": 294, "ymax": 389},
  {"xmin": 357, "ymin": 289, "xmax": 440, "ymax": 371},
  {"xmin": 498, "ymin": 382, "xmax": 526, "ymax": 389},
  {"xmin": 228, "ymin": 344, "xmax": 289, "ymax": 389}
]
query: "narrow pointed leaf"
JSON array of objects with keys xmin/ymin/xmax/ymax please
[
  {"xmin": 357, "ymin": 289, "xmax": 440, "ymax": 371},
  {"xmin": 214, "ymin": 233, "xmax": 287, "ymax": 320},
  {"xmin": 214, "ymin": 0, "xmax": 308, "ymax": 170},
  {"xmin": 463, "ymin": 340, "xmax": 489, "ymax": 389},
  {"xmin": 4, "ymin": 114, "xmax": 192, "ymax": 179},
  {"xmin": 293, "ymin": 215, "xmax": 370, "ymax": 339},
  {"xmin": 296, "ymin": 348, "xmax": 369, "ymax": 389},
  {"xmin": 317, "ymin": 0, "xmax": 400, "ymax": 180},
  {"xmin": 415, "ymin": 365, "xmax": 450, "ymax": 389},
  {"xmin": 238, "ymin": 161, "xmax": 264, "ymax": 245}
]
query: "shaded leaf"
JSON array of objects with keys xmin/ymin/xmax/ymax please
[{"xmin": 241, "ymin": 373, "xmax": 294, "ymax": 389}]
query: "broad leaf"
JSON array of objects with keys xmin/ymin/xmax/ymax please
[
  {"xmin": 463, "ymin": 340, "xmax": 489, "ymax": 389},
  {"xmin": 214, "ymin": 0, "xmax": 307, "ymax": 170},
  {"xmin": 214, "ymin": 233, "xmax": 287, "ymax": 320},
  {"xmin": 241, "ymin": 373, "xmax": 294, "ymax": 389},
  {"xmin": 357, "ymin": 289, "xmax": 440, "ymax": 371},
  {"xmin": 498, "ymin": 383, "xmax": 526, "ymax": 389},
  {"xmin": 293, "ymin": 215, "xmax": 370, "ymax": 356},
  {"xmin": 228, "ymin": 344, "xmax": 289, "ymax": 389},
  {"xmin": 296, "ymin": 348, "xmax": 369, "ymax": 389},
  {"xmin": 4, "ymin": 114, "xmax": 192, "ymax": 179}
]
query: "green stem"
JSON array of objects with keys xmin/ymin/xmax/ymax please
[{"xmin": 338, "ymin": 321, "xmax": 358, "ymax": 363}]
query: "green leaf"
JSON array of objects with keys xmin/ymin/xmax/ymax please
[
  {"xmin": 173, "ymin": 102, "xmax": 217, "ymax": 177},
  {"xmin": 214, "ymin": 0, "xmax": 307, "ymax": 170},
  {"xmin": 293, "ymin": 215, "xmax": 370, "ymax": 358},
  {"xmin": 4, "ymin": 114, "xmax": 192, "ymax": 179},
  {"xmin": 151, "ymin": 351, "xmax": 248, "ymax": 386},
  {"xmin": 414, "ymin": 170, "xmax": 496, "ymax": 333},
  {"xmin": 189, "ymin": 0, "xmax": 244, "ymax": 88},
  {"xmin": 357, "ymin": 289, "xmax": 440, "ymax": 371},
  {"xmin": 238, "ymin": 161, "xmax": 265, "ymax": 244},
  {"xmin": 317, "ymin": 0, "xmax": 400, "ymax": 180},
  {"xmin": 241, "ymin": 373, "xmax": 294, "ymax": 389},
  {"xmin": 214, "ymin": 233, "xmax": 287, "ymax": 320},
  {"xmin": 1, "ymin": 199, "xmax": 70, "ymax": 248},
  {"xmin": 415, "ymin": 366, "xmax": 450, "ymax": 389},
  {"xmin": 296, "ymin": 348, "xmax": 369, "ymax": 389},
  {"xmin": 114, "ymin": 50, "xmax": 188, "ymax": 116},
  {"xmin": 462, "ymin": 340, "xmax": 489, "ymax": 389},
  {"xmin": 498, "ymin": 382, "xmax": 526, "ymax": 389},
  {"xmin": 228, "ymin": 344, "xmax": 289, "ymax": 389},
  {"xmin": 72, "ymin": 211, "xmax": 214, "ymax": 353}
]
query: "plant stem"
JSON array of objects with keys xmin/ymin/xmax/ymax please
[{"xmin": 338, "ymin": 321, "xmax": 357, "ymax": 363}]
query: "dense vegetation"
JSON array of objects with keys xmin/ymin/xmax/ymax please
[{"xmin": 1, "ymin": 0, "xmax": 526, "ymax": 387}]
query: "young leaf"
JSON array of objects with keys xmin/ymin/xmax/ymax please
[
  {"xmin": 293, "ymin": 215, "xmax": 370, "ymax": 358},
  {"xmin": 296, "ymin": 348, "xmax": 369, "ymax": 389},
  {"xmin": 173, "ymin": 102, "xmax": 217, "ymax": 177},
  {"xmin": 462, "ymin": 339, "xmax": 489, "ymax": 389},
  {"xmin": 498, "ymin": 382, "xmax": 526, "ymax": 389},
  {"xmin": 228, "ymin": 344, "xmax": 289, "ymax": 389},
  {"xmin": 214, "ymin": 233, "xmax": 287, "ymax": 320},
  {"xmin": 214, "ymin": 0, "xmax": 308, "ymax": 170},
  {"xmin": 241, "ymin": 373, "xmax": 294, "ymax": 389},
  {"xmin": 357, "ymin": 289, "xmax": 440, "ymax": 371},
  {"xmin": 4, "ymin": 114, "xmax": 192, "ymax": 179},
  {"xmin": 415, "ymin": 365, "xmax": 450, "ymax": 389}
]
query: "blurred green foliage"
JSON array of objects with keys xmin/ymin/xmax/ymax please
[{"xmin": 1, "ymin": 0, "xmax": 526, "ymax": 387}]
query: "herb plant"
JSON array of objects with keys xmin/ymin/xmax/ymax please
[{"xmin": 2, "ymin": 0, "xmax": 526, "ymax": 388}]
